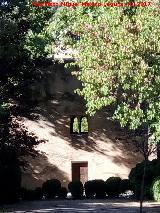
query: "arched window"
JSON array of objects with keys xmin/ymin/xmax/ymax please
[
  {"xmin": 72, "ymin": 117, "xmax": 79, "ymax": 133},
  {"xmin": 70, "ymin": 116, "xmax": 88, "ymax": 134},
  {"xmin": 80, "ymin": 117, "xmax": 88, "ymax": 133}
]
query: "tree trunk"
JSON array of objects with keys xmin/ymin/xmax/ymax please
[
  {"xmin": 139, "ymin": 158, "xmax": 147, "ymax": 213},
  {"xmin": 157, "ymin": 143, "xmax": 160, "ymax": 159},
  {"xmin": 139, "ymin": 101, "xmax": 149, "ymax": 213}
]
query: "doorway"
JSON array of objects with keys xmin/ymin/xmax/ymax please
[{"xmin": 72, "ymin": 162, "xmax": 88, "ymax": 185}]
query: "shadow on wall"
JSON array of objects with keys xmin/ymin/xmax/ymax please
[
  {"xmin": 21, "ymin": 152, "xmax": 69, "ymax": 189},
  {"xmin": 21, "ymin": 60, "xmax": 143, "ymax": 188},
  {"xmin": 26, "ymin": 99, "xmax": 143, "ymax": 171}
]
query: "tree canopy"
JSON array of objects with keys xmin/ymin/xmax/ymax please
[
  {"xmin": 0, "ymin": 0, "xmax": 54, "ymax": 162},
  {"xmin": 0, "ymin": 0, "xmax": 55, "ymax": 104},
  {"xmin": 52, "ymin": 0, "xmax": 160, "ymax": 144}
]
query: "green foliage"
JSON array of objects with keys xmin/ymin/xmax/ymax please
[
  {"xmin": 0, "ymin": 163, "xmax": 21, "ymax": 204},
  {"xmin": 21, "ymin": 187, "xmax": 43, "ymax": 201},
  {"xmin": 0, "ymin": 1, "xmax": 53, "ymax": 184},
  {"xmin": 81, "ymin": 117, "xmax": 88, "ymax": 132},
  {"xmin": 73, "ymin": 117, "xmax": 79, "ymax": 133},
  {"xmin": 52, "ymin": 0, "xmax": 160, "ymax": 142},
  {"xmin": 0, "ymin": 1, "xmax": 56, "ymax": 204},
  {"xmin": 72, "ymin": 117, "xmax": 88, "ymax": 133},
  {"xmin": 24, "ymin": 28, "xmax": 53, "ymax": 59},
  {"xmin": 68, "ymin": 181, "xmax": 83, "ymax": 199},
  {"xmin": 42, "ymin": 179, "xmax": 61, "ymax": 199},
  {"xmin": 0, "ymin": 102, "xmax": 10, "ymax": 119},
  {"xmin": 34, "ymin": 187, "xmax": 43, "ymax": 200},
  {"xmin": 129, "ymin": 159, "xmax": 160, "ymax": 199},
  {"xmin": 0, "ymin": 0, "xmax": 56, "ymax": 104},
  {"xmin": 84, "ymin": 180, "xmax": 95, "ymax": 198},
  {"xmin": 119, "ymin": 179, "xmax": 133, "ymax": 194},
  {"xmin": 84, "ymin": 179, "xmax": 106, "ymax": 198},
  {"xmin": 105, "ymin": 177, "xmax": 121, "ymax": 197},
  {"xmin": 92, "ymin": 179, "xmax": 106, "ymax": 198},
  {"xmin": 149, "ymin": 159, "xmax": 160, "ymax": 178},
  {"xmin": 0, "ymin": 0, "xmax": 55, "ymax": 60},
  {"xmin": 21, "ymin": 188, "xmax": 36, "ymax": 201},
  {"xmin": 151, "ymin": 177, "xmax": 160, "ymax": 201},
  {"xmin": 58, "ymin": 187, "xmax": 68, "ymax": 199}
]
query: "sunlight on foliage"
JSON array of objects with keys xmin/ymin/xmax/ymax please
[
  {"xmin": 73, "ymin": 117, "xmax": 79, "ymax": 133},
  {"xmin": 52, "ymin": 0, "xmax": 160, "ymax": 141},
  {"xmin": 81, "ymin": 117, "xmax": 88, "ymax": 133}
]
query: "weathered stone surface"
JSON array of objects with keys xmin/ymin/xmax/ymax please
[{"xmin": 21, "ymin": 62, "xmax": 144, "ymax": 189}]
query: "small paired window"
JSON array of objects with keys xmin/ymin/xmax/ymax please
[{"xmin": 70, "ymin": 116, "xmax": 88, "ymax": 134}]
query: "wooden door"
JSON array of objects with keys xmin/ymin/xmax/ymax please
[{"xmin": 72, "ymin": 162, "xmax": 88, "ymax": 184}]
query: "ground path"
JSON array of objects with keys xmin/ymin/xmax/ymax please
[{"xmin": 1, "ymin": 199, "xmax": 160, "ymax": 213}]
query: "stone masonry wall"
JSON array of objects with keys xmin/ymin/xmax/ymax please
[{"xmin": 21, "ymin": 61, "xmax": 143, "ymax": 189}]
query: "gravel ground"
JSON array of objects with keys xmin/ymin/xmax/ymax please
[{"xmin": 0, "ymin": 199, "xmax": 160, "ymax": 213}]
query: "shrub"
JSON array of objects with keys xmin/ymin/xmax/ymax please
[
  {"xmin": 42, "ymin": 179, "xmax": 61, "ymax": 199},
  {"xmin": 150, "ymin": 159, "xmax": 160, "ymax": 178},
  {"xmin": 84, "ymin": 180, "xmax": 106, "ymax": 198},
  {"xmin": 21, "ymin": 188, "xmax": 35, "ymax": 201},
  {"xmin": 93, "ymin": 179, "xmax": 106, "ymax": 198},
  {"xmin": 21, "ymin": 187, "xmax": 42, "ymax": 200},
  {"xmin": 144, "ymin": 185, "xmax": 153, "ymax": 200},
  {"xmin": 0, "ymin": 163, "xmax": 21, "ymax": 204},
  {"xmin": 94, "ymin": 180, "xmax": 106, "ymax": 198},
  {"xmin": 84, "ymin": 180, "xmax": 95, "ymax": 198},
  {"xmin": 129, "ymin": 162, "xmax": 150, "ymax": 199},
  {"xmin": 105, "ymin": 177, "xmax": 121, "ymax": 198},
  {"xmin": 129, "ymin": 159, "xmax": 160, "ymax": 200},
  {"xmin": 68, "ymin": 181, "xmax": 83, "ymax": 199},
  {"xmin": 58, "ymin": 187, "xmax": 68, "ymax": 199},
  {"xmin": 129, "ymin": 161, "xmax": 153, "ymax": 186},
  {"xmin": 151, "ymin": 177, "xmax": 160, "ymax": 201},
  {"xmin": 34, "ymin": 187, "xmax": 43, "ymax": 200},
  {"xmin": 119, "ymin": 179, "xmax": 133, "ymax": 194}
]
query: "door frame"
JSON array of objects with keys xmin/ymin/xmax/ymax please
[{"xmin": 71, "ymin": 161, "xmax": 88, "ymax": 183}]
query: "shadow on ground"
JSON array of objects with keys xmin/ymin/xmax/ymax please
[{"xmin": 1, "ymin": 199, "xmax": 160, "ymax": 213}]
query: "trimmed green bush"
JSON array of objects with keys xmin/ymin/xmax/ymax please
[
  {"xmin": 129, "ymin": 159, "xmax": 160, "ymax": 200},
  {"xmin": 119, "ymin": 179, "xmax": 133, "ymax": 193},
  {"xmin": 0, "ymin": 163, "xmax": 21, "ymax": 204},
  {"xmin": 42, "ymin": 179, "xmax": 61, "ymax": 199},
  {"xmin": 92, "ymin": 180, "xmax": 106, "ymax": 198},
  {"xmin": 68, "ymin": 181, "xmax": 83, "ymax": 199},
  {"xmin": 129, "ymin": 162, "xmax": 150, "ymax": 199},
  {"xmin": 151, "ymin": 177, "xmax": 160, "ymax": 201},
  {"xmin": 105, "ymin": 177, "xmax": 121, "ymax": 198},
  {"xmin": 21, "ymin": 188, "xmax": 35, "ymax": 201},
  {"xmin": 129, "ymin": 161, "xmax": 153, "ymax": 186},
  {"xmin": 150, "ymin": 159, "xmax": 160, "ymax": 178},
  {"xmin": 21, "ymin": 187, "xmax": 42, "ymax": 200},
  {"xmin": 34, "ymin": 187, "xmax": 43, "ymax": 200},
  {"xmin": 93, "ymin": 179, "xmax": 106, "ymax": 198},
  {"xmin": 144, "ymin": 185, "xmax": 153, "ymax": 200},
  {"xmin": 84, "ymin": 180, "xmax": 106, "ymax": 198},
  {"xmin": 58, "ymin": 187, "xmax": 68, "ymax": 199},
  {"xmin": 84, "ymin": 180, "xmax": 95, "ymax": 198}
]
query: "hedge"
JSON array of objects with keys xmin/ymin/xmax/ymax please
[
  {"xmin": 42, "ymin": 179, "xmax": 61, "ymax": 199},
  {"xmin": 151, "ymin": 177, "xmax": 160, "ymax": 201},
  {"xmin": 68, "ymin": 181, "xmax": 83, "ymax": 199},
  {"xmin": 106, "ymin": 177, "xmax": 121, "ymax": 198}
]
